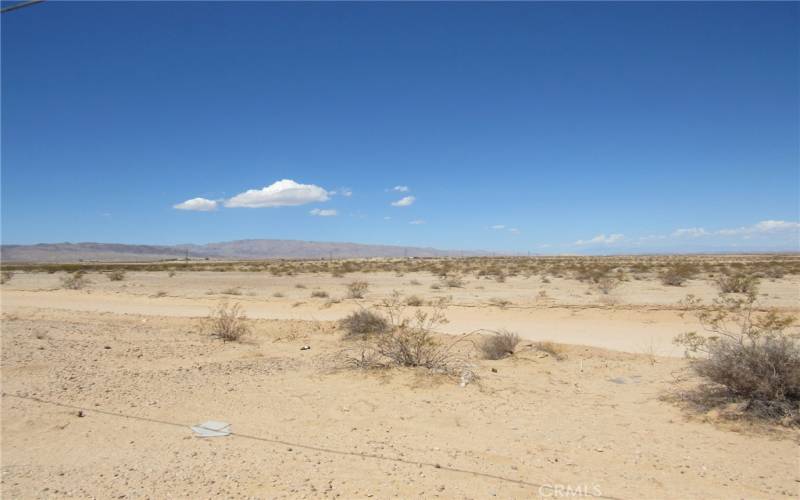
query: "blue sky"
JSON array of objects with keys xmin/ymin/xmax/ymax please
[{"xmin": 2, "ymin": 1, "xmax": 798, "ymax": 254}]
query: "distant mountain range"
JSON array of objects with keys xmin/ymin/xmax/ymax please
[{"xmin": 0, "ymin": 239, "xmax": 487, "ymax": 262}]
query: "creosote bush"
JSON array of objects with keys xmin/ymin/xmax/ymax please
[
  {"xmin": 107, "ymin": 269, "xmax": 126, "ymax": 281},
  {"xmin": 675, "ymin": 293, "xmax": 800, "ymax": 422},
  {"xmin": 715, "ymin": 273, "xmax": 759, "ymax": 295},
  {"xmin": 346, "ymin": 280, "xmax": 369, "ymax": 299},
  {"xmin": 61, "ymin": 271, "xmax": 89, "ymax": 290},
  {"xmin": 209, "ymin": 301, "xmax": 249, "ymax": 342},
  {"xmin": 339, "ymin": 309, "xmax": 389, "ymax": 339},
  {"xmin": 480, "ymin": 330, "xmax": 520, "ymax": 360},
  {"xmin": 311, "ymin": 290, "xmax": 329, "ymax": 298},
  {"xmin": 404, "ymin": 295, "xmax": 424, "ymax": 306},
  {"xmin": 659, "ymin": 263, "xmax": 697, "ymax": 286},
  {"xmin": 1, "ymin": 271, "xmax": 14, "ymax": 284}
]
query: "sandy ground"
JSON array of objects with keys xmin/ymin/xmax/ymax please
[
  {"xmin": 2, "ymin": 270, "xmax": 798, "ymax": 357},
  {"xmin": 1, "ymin": 270, "xmax": 799, "ymax": 498}
]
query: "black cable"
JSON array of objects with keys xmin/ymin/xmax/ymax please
[{"xmin": 1, "ymin": 0, "xmax": 45, "ymax": 15}]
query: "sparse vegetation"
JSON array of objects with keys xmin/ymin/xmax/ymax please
[
  {"xmin": 675, "ymin": 292, "xmax": 800, "ymax": 422},
  {"xmin": 60, "ymin": 271, "xmax": 89, "ymax": 290},
  {"xmin": 107, "ymin": 269, "xmax": 126, "ymax": 281},
  {"xmin": 346, "ymin": 280, "xmax": 369, "ymax": 299},
  {"xmin": 595, "ymin": 276, "xmax": 620, "ymax": 295},
  {"xmin": 339, "ymin": 309, "xmax": 389, "ymax": 339},
  {"xmin": 489, "ymin": 297, "xmax": 511, "ymax": 308},
  {"xmin": 659, "ymin": 263, "xmax": 697, "ymax": 286},
  {"xmin": 404, "ymin": 295, "xmax": 424, "ymax": 307},
  {"xmin": 534, "ymin": 341, "xmax": 566, "ymax": 360},
  {"xmin": 480, "ymin": 330, "xmax": 520, "ymax": 360},
  {"xmin": 715, "ymin": 273, "xmax": 759, "ymax": 295},
  {"xmin": 1, "ymin": 271, "xmax": 14, "ymax": 284},
  {"xmin": 311, "ymin": 290, "xmax": 329, "ymax": 298},
  {"xmin": 209, "ymin": 301, "xmax": 249, "ymax": 342}
]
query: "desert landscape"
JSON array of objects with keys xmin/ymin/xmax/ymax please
[{"xmin": 1, "ymin": 255, "xmax": 798, "ymax": 498}]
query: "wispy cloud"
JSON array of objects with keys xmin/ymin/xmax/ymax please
[
  {"xmin": 173, "ymin": 197, "xmax": 218, "ymax": 212},
  {"xmin": 225, "ymin": 179, "xmax": 330, "ymax": 208},
  {"xmin": 391, "ymin": 195, "xmax": 416, "ymax": 207},
  {"xmin": 409, "ymin": 219, "xmax": 425, "ymax": 225},
  {"xmin": 309, "ymin": 208, "xmax": 337, "ymax": 217},
  {"xmin": 575, "ymin": 233, "xmax": 624, "ymax": 245},
  {"xmin": 717, "ymin": 220, "xmax": 800, "ymax": 236},
  {"xmin": 392, "ymin": 185, "xmax": 409, "ymax": 192},
  {"xmin": 490, "ymin": 225, "xmax": 505, "ymax": 230},
  {"xmin": 672, "ymin": 227, "xmax": 709, "ymax": 237}
]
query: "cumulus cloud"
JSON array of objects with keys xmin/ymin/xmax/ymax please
[
  {"xmin": 392, "ymin": 185, "xmax": 409, "ymax": 192},
  {"xmin": 409, "ymin": 219, "xmax": 425, "ymax": 225},
  {"xmin": 391, "ymin": 195, "xmax": 416, "ymax": 207},
  {"xmin": 309, "ymin": 208, "xmax": 337, "ymax": 217},
  {"xmin": 575, "ymin": 233, "xmax": 624, "ymax": 245},
  {"xmin": 225, "ymin": 179, "xmax": 330, "ymax": 208},
  {"xmin": 173, "ymin": 197, "xmax": 218, "ymax": 212}
]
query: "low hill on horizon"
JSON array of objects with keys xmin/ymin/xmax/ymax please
[{"xmin": 0, "ymin": 239, "xmax": 486, "ymax": 263}]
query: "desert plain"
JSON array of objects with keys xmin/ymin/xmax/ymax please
[{"xmin": 1, "ymin": 255, "xmax": 798, "ymax": 499}]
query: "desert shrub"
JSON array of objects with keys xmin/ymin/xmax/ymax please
[
  {"xmin": 375, "ymin": 301, "xmax": 451, "ymax": 368},
  {"xmin": 311, "ymin": 290, "xmax": 329, "ymax": 298},
  {"xmin": 346, "ymin": 280, "xmax": 369, "ymax": 299},
  {"xmin": 715, "ymin": 273, "xmax": 759, "ymax": 295},
  {"xmin": 221, "ymin": 287, "xmax": 242, "ymax": 295},
  {"xmin": 675, "ymin": 293, "xmax": 800, "ymax": 420},
  {"xmin": 1, "ymin": 271, "xmax": 14, "ymax": 284},
  {"xmin": 405, "ymin": 295, "xmax": 424, "ymax": 306},
  {"xmin": 61, "ymin": 271, "xmax": 89, "ymax": 290},
  {"xmin": 480, "ymin": 330, "xmax": 520, "ymax": 360},
  {"xmin": 272, "ymin": 292, "xmax": 285, "ymax": 298},
  {"xmin": 104, "ymin": 269, "xmax": 125, "ymax": 281},
  {"xmin": 209, "ymin": 301, "xmax": 249, "ymax": 342},
  {"xmin": 439, "ymin": 274, "xmax": 465, "ymax": 288},
  {"xmin": 409, "ymin": 279, "xmax": 422, "ymax": 286},
  {"xmin": 534, "ymin": 341, "xmax": 567, "ymax": 360},
  {"xmin": 339, "ymin": 309, "xmax": 389, "ymax": 339},
  {"xmin": 168, "ymin": 270, "xmax": 177, "ymax": 277},
  {"xmin": 659, "ymin": 263, "xmax": 697, "ymax": 286},
  {"xmin": 595, "ymin": 276, "xmax": 620, "ymax": 295},
  {"xmin": 295, "ymin": 284, "xmax": 307, "ymax": 289}
]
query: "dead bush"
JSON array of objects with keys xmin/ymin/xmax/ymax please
[
  {"xmin": 675, "ymin": 293, "xmax": 800, "ymax": 421},
  {"xmin": 1, "ymin": 271, "xmax": 14, "ymax": 284},
  {"xmin": 534, "ymin": 341, "xmax": 567, "ymax": 360},
  {"xmin": 107, "ymin": 269, "xmax": 126, "ymax": 281},
  {"xmin": 311, "ymin": 290, "xmax": 329, "ymax": 298},
  {"xmin": 209, "ymin": 301, "xmax": 249, "ymax": 342},
  {"xmin": 480, "ymin": 330, "xmax": 520, "ymax": 360},
  {"xmin": 404, "ymin": 295, "xmax": 424, "ymax": 306},
  {"xmin": 339, "ymin": 309, "xmax": 389, "ymax": 339},
  {"xmin": 61, "ymin": 271, "xmax": 89, "ymax": 290},
  {"xmin": 595, "ymin": 276, "xmax": 620, "ymax": 295},
  {"xmin": 439, "ymin": 274, "xmax": 465, "ymax": 288},
  {"xmin": 346, "ymin": 280, "xmax": 369, "ymax": 299},
  {"xmin": 375, "ymin": 298, "xmax": 453, "ymax": 369}
]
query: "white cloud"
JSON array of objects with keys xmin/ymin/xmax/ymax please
[
  {"xmin": 309, "ymin": 208, "xmax": 337, "ymax": 217},
  {"xmin": 409, "ymin": 219, "xmax": 425, "ymax": 225},
  {"xmin": 225, "ymin": 179, "xmax": 330, "ymax": 208},
  {"xmin": 575, "ymin": 233, "xmax": 624, "ymax": 245},
  {"xmin": 672, "ymin": 227, "xmax": 708, "ymax": 238},
  {"xmin": 392, "ymin": 185, "xmax": 409, "ymax": 192},
  {"xmin": 508, "ymin": 228, "xmax": 520, "ymax": 234},
  {"xmin": 718, "ymin": 220, "xmax": 800, "ymax": 236},
  {"xmin": 490, "ymin": 225, "xmax": 506, "ymax": 230},
  {"xmin": 391, "ymin": 195, "xmax": 416, "ymax": 207},
  {"xmin": 173, "ymin": 197, "xmax": 218, "ymax": 212}
]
